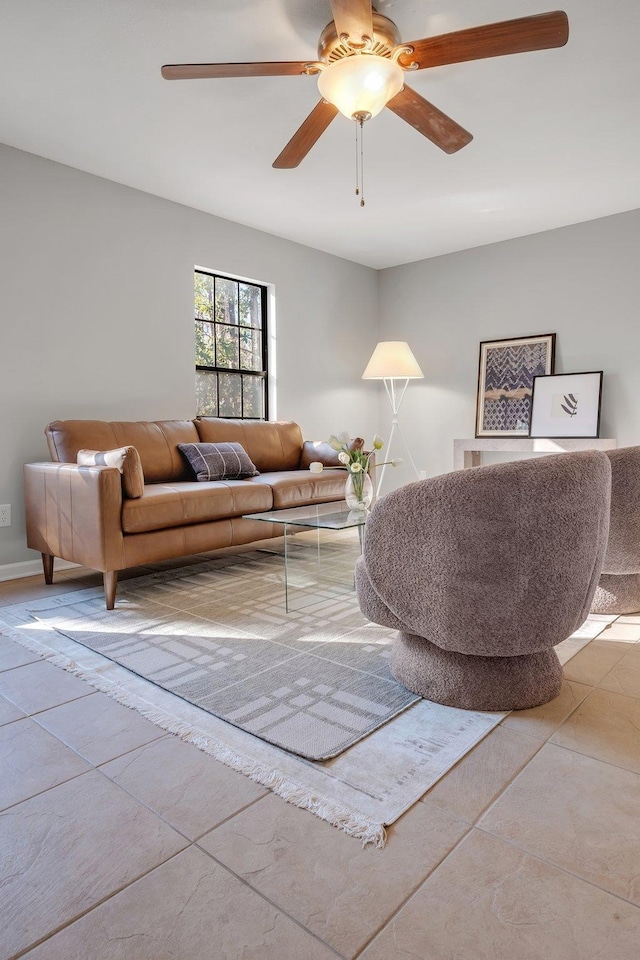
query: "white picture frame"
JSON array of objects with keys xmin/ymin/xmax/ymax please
[{"xmin": 529, "ymin": 371, "xmax": 603, "ymax": 438}]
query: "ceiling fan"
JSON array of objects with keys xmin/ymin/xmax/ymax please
[{"xmin": 162, "ymin": 2, "xmax": 569, "ymax": 169}]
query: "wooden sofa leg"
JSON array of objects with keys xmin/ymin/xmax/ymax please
[
  {"xmin": 42, "ymin": 553, "xmax": 54, "ymax": 585},
  {"xmin": 103, "ymin": 571, "xmax": 118, "ymax": 610}
]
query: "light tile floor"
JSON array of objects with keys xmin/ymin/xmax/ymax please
[{"xmin": 1, "ymin": 562, "xmax": 640, "ymax": 959}]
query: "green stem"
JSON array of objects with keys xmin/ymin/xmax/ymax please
[{"xmin": 350, "ymin": 471, "xmax": 364, "ymax": 502}]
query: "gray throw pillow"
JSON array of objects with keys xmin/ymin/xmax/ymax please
[{"xmin": 178, "ymin": 442, "xmax": 259, "ymax": 481}]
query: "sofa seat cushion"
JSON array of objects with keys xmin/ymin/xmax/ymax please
[
  {"xmin": 249, "ymin": 470, "xmax": 347, "ymax": 509},
  {"xmin": 122, "ymin": 480, "xmax": 273, "ymax": 534}
]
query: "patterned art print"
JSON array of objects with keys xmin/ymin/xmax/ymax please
[{"xmin": 476, "ymin": 334, "xmax": 556, "ymax": 437}]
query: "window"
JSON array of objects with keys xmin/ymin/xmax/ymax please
[{"xmin": 194, "ymin": 269, "xmax": 268, "ymax": 419}]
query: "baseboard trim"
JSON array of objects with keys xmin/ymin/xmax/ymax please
[{"xmin": 0, "ymin": 558, "xmax": 80, "ymax": 583}]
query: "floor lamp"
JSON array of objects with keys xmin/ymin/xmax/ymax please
[{"xmin": 362, "ymin": 341, "xmax": 424, "ymax": 495}]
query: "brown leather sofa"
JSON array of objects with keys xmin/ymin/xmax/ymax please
[{"xmin": 24, "ymin": 418, "xmax": 349, "ymax": 609}]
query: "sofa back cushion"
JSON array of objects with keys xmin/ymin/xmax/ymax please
[
  {"xmin": 195, "ymin": 418, "xmax": 303, "ymax": 472},
  {"xmin": 46, "ymin": 420, "xmax": 200, "ymax": 483}
]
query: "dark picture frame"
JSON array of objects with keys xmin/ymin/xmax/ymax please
[
  {"xmin": 475, "ymin": 333, "xmax": 556, "ymax": 437},
  {"xmin": 529, "ymin": 371, "xmax": 603, "ymax": 438}
]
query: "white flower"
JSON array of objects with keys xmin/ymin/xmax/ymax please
[
  {"xmin": 391, "ymin": 458, "xmax": 404, "ymax": 467},
  {"xmin": 337, "ymin": 430, "xmax": 350, "ymax": 445},
  {"xmin": 350, "ymin": 462, "xmax": 363, "ymax": 473},
  {"xmin": 338, "ymin": 451, "xmax": 350, "ymax": 465},
  {"xmin": 327, "ymin": 435, "xmax": 344, "ymax": 452},
  {"xmin": 372, "ymin": 434, "xmax": 384, "ymax": 450}
]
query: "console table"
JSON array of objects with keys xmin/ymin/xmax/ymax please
[{"xmin": 454, "ymin": 438, "xmax": 617, "ymax": 471}]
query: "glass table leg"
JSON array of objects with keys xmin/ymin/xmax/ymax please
[
  {"xmin": 284, "ymin": 523, "xmax": 290, "ymax": 613},
  {"xmin": 282, "ymin": 522, "xmax": 364, "ymax": 613}
]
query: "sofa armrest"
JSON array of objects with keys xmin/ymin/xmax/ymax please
[
  {"xmin": 299, "ymin": 441, "xmax": 344, "ymax": 469},
  {"xmin": 24, "ymin": 463, "xmax": 126, "ymax": 572},
  {"xmin": 299, "ymin": 442, "xmax": 376, "ymax": 478},
  {"xmin": 299, "ymin": 438, "xmax": 373, "ymax": 468}
]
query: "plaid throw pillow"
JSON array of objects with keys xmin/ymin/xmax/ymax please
[{"xmin": 178, "ymin": 442, "xmax": 259, "ymax": 481}]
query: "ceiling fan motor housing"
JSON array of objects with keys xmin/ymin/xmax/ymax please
[{"xmin": 317, "ymin": 12, "xmax": 402, "ymax": 62}]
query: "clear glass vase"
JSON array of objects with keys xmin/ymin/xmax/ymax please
[{"xmin": 345, "ymin": 471, "xmax": 373, "ymax": 512}]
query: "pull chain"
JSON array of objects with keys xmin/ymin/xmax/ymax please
[
  {"xmin": 354, "ymin": 117, "xmax": 365, "ymax": 207},
  {"xmin": 355, "ymin": 118, "xmax": 359, "ymax": 200}
]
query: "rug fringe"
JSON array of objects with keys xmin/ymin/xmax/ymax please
[{"xmin": 0, "ymin": 621, "xmax": 387, "ymax": 848}]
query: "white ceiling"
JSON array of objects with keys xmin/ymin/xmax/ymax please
[{"xmin": 1, "ymin": 0, "xmax": 639, "ymax": 268}]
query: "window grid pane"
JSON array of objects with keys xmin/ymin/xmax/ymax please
[
  {"xmin": 242, "ymin": 374, "xmax": 263, "ymax": 418},
  {"xmin": 239, "ymin": 327, "xmax": 262, "ymax": 372},
  {"xmin": 195, "ymin": 370, "xmax": 218, "ymax": 417},
  {"xmin": 195, "ymin": 320, "xmax": 215, "ymax": 367},
  {"xmin": 239, "ymin": 283, "xmax": 263, "ymax": 329},
  {"xmin": 215, "ymin": 324, "xmax": 239, "ymax": 369},
  {"xmin": 194, "ymin": 273, "xmax": 215, "ymax": 321},
  {"xmin": 215, "ymin": 277, "xmax": 238, "ymax": 326},
  {"xmin": 218, "ymin": 372, "xmax": 242, "ymax": 418}
]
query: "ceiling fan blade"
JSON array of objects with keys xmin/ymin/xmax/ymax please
[
  {"xmin": 329, "ymin": 0, "xmax": 373, "ymax": 43},
  {"xmin": 386, "ymin": 86, "xmax": 473, "ymax": 154},
  {"xmin": 273, "ymin": 100, "xmax": 339, "ymax": 168},
  {"xmin": 161, "ymin": 62, "xmax": 311, "ymax": 80},
  {"xmin": 399, "ymin": 11, "xmax": 569, "ymax": 70}
]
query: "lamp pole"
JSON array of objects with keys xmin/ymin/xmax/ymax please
[{"xmin": 377, "ymin": 377, "xmax": 421, "ymax": 495}]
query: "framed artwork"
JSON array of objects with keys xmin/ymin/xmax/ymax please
[
  {"xmin": 529, "ymin": 371, "xmax": 603, "ymax": 438},
  {"xmin": 475, "ymin": 334, "xmax": 556, "ymax": 437}
]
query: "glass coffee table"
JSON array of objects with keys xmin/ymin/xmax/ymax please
[{"xmin": 243, "ymin": 502, "xmax": 367, "ymax": 612}]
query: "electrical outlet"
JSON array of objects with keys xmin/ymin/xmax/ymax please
[{"xmin": 0, "ymin": 504, "xmax": 11, "ymax": 527}]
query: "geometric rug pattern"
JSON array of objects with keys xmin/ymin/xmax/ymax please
[{"xmin": 23, "ymin": 539, "xmax": 420, "ymax": 760}]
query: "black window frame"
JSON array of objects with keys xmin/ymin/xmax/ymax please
[{"xmin": 194, "ymin": 268, "xmax": 269, "ymax": 420}]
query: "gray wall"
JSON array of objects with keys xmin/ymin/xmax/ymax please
[
  {"xmin": 377, "ymin": 209, "xmax": 640, "ymax": 487},
  {"xmin": 0, "ymin": 144, "xmax": 379, "ymax": 567}
]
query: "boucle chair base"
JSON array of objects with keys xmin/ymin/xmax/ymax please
[
  {"xmin": 591, "ymin": 573, "xmax": 640, "ymax": 616},
  {"xmin": 391, "ymin": 632, "xmax": 563, "ymax": 712}
]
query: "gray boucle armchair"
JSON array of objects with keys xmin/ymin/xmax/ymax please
[
  {"xmin": 591, "ymin": 446, "xmax": 640, "ymax": 615},
  {"xmin": 356, "ymin": 451, "xmax": 611, "ymax": 711}
]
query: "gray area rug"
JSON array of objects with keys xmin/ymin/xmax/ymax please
[
  {"xmin": 0, "ymin": 533, "xmax": 608, "ymax": 844},
  {"xmin": 26, "ymin": 543, "xmax": 419, "ymax": 760}
]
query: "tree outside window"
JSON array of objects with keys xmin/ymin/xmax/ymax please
[{"xmin": 195, "ymin": 270, "xmax": 268, "ymax": 419}]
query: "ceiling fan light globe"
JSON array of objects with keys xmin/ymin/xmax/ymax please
[{"xmin": 317, "ymin": 55, "xmax": 404, "ymax": 120}]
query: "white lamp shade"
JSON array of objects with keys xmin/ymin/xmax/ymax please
[
  {"xmin": 317, "ymin": 55, "xmax": 404, "ymax": 120},
  {"xmin": 362, "ymin": 341, "xmax": 424, "ymax": 380}
]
